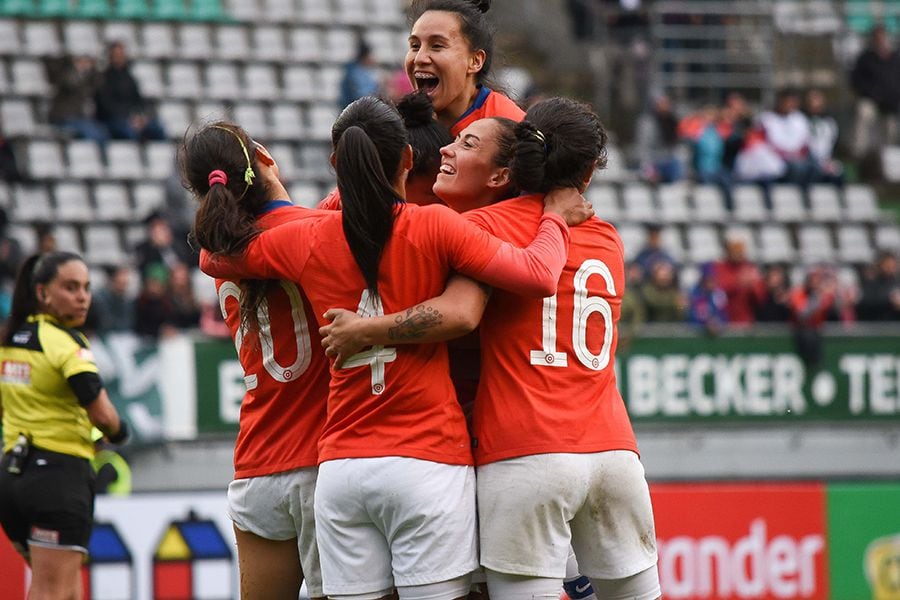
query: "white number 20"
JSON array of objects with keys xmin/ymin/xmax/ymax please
[
  {"xmin": 529, "ymin": 259, "xmax": 615, "ymax": 371},
  {"xmin": 218, "ymin": 280, "xmax": 313, "ymax": 390}
]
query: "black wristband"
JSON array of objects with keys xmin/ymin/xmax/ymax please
[{"xmin": 107, "ymin": 420, "xmax": 129, "ymax": 445}]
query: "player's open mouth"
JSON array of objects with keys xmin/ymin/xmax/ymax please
[
  {"xmin": 414, "ymin": 73, "xmax": 440, "ymax": 95},
  {"xmin": 439, "ymin": 163, "xmax": 455, "ymax": 175}
]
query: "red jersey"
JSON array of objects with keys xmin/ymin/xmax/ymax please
[
  {"xmin": 451, "ymin": 87, "xmax": 525, "ymax": 137},
  {"xmin": 465, "ymin": 195, "xmax": 638, "ymax": 465},
  {"xmin": 217, "ymin": 202, "xmax": 330, "ymax": 479},
  {"xmin": 201, "ymin": 203, "xmax": 569, "ymax": 466}
]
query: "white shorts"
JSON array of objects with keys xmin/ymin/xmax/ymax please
[
  {"xmin": 477, "ymin": 451, "xmax": 658, "ymax": 581},
  {"xmin": 314, "ymin": 457, "xmax": 479, "ymax": 597},
  {"xmin": 227, "ymin": 467, "xmax": 322, "ymax": 596}
]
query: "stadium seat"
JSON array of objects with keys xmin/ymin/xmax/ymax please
[
  {"xmin": 0, "ymin": 20, "xmax": 21, "ymax": 55},
  {"xmin": 843, "ymin": 184, "xmax": 880, "ymax": 222},
  {"xmin": 78, "ymin": 0, "xmax": 113, "ymax": 18},
  {"xmin": 167, "ymin": 62, "xmax": 204, "ymax": 98},
  {"xmin": 298, "ymin": 0, "xmax": 331, "ymax": 24},
  {"xmin": 84, "ymin": 224, "xmax": 126, "ymax": 266},
  {"xmin": 9, "ymin": 224, "xmax": 37, "ymax": 255},
  {"xmin": 39, "ymin": 0, "xmax": 71, "ymax": 18},
  {"xmin": 299, "ymin": 143, "xmax": 332, "ymax": 179},
  {"xmin": 616, "ymin": 223, "xmax": 646, "ymax": 263},
  {"xmin": 142, "ymin": 23, "xmax": 177, "ymax": 59},
  {"xmin": 0, "ymin": 99, "xmax": 38, "ymax": 138},
  {"xmin": 690, "ymin": 184, "xmax": 728, "ymax": 223},
  {"xmin": 314, "ymin": 65, "xmax": 342, "ymax": 103},
  {"xmin": 836, "ymin": 224, "xmax": 874, "ymax": 264},
  {"xmin": 322, "ymin": 28, "xmax": 358, "ymax": 65},
  {"xmin": 261, "ymin": 0, "xmax": 297, "ymax": 23},
  {"xmin": 797, "ymin": 224, "xmax": 835, "ymax": 264},
  {"xmin": 266, "ymin": 143, "xmax": 299, "ymax": 181},
  {"xmin": 205, "ymin": 62, "xmax": 241, "ymax": 100},
  {"xmin": 178, "ymin": 24, "xmax": 214, "ymax": 60},
  {"xmin": 874, "ymin": 225, "xmax": 900, "ymax": 252},
  {"xmin": 882, "ymin": 146, "xmax": 900, "ymax": 183},
  {"xmin": 54, "ymin": 182, "xmax": 94, "ymax": 223},
  {"xmin": 106, "ymin": 141, "xmax": 145, "ymax": 180},
  {"xmin": 290, "ymin": 27, "xmax": 323, "ymax": 64},
  {"xmin": 808, "ymin": 184, "xmax": 843, "ymax": 222},
  {"xmin": 103, "ymin": 22, "xmax": 140, "ymax": 53},
  {"xmin": 63, "ymin": 21, "xmax": 103, "ymax": 58},
  {"xmin": 93, "ymin": 182, "xmax": 134, "ymax": 221},
  {"xmin": 114, "ymin": 0, "xmax": 149, "ymax": 19},
  {"xmin": 0, "ymin": 63, "xmax": 7, "ymax": 96},
  {"xmin": 22, "ymin": 23, "xmax": 60, "ymax": 56},
  {"xmin": 287, "ymin": 181, "xmax": 322, "ymax": 209},
  {"xmin": 366, "ymin": 27, "xmax": 404, "ymax": 65},
  {"xmin": 132, "ymin": 60, "xmax": 166, "ymax": 99},
  {"xmin": 152, "ymin": 0, "xmax": 188, "ymax": 20},
  {"xmin": 283, "ymin": 65, "xmax": 316, "ymax": 102},
  {"xmin": 243, "ymin": 63, "xmax": 281, "ymax": 101},
  {"xmin": 214, "ymin": 25, "xmax": 250, "ymax": 61},
  {"xmin": 124, "ymin": 223, "xmax": 146, "ymax": 249},
  {"xmin": 193, "ymin": 100, "xmax": 229, "ymax": 124},
  {"xmin": 252, "ymin": 26, "xmax": 288, "ymax": 62},
  {"xmin": 11, "ymin": 59, "xmax": 50, "ymax": 97},
  {"xmin": 190, "ymin": 0, "xmax": 227, "ymax": 21},
  {"xmin": 757, "ymin": 224, "xmax": 795, "ymax": 263},
  {"xmin": 132, "ymin": 181, "xmax": 166, "ymax": 219},
  {"xmin": 157, "ymin": 101, "xmax": 192, "ymax": 139},
  {"xmin": 306, "ymin": 104, "xmax": 339, "ymax": 141},
  {"xmin": 602, "ymin": 144, "xmax": 630, "ymax": 183},
  {"xmin": 679, "ymin": 263, "xmax": 700, "ymax": 292},
  {"xmin": 25, "ymin": 141, "xmax": 66, "ymax": 180},
  {"xmin": 270, "ymin": 103, "xmax": 306, "ymax": 141},
  {"xmin": 0, "ymin": 181, "xmax": 9, "ymax": 207},
  {"xmin": 13, "ymin": 184, "xmax": 54, "ymax": 222},
  {"xmin": 660, "ymin": 226, "xmax": 686, "ymax": 264},
  {"xmin": 586, "ymin": 184, "xmax": 621, "ymax": 223},
  {"xmin": 54, "ymin": 224, "xmax": 83, "ymax": 254},
  {"xmin": 620, "ymin": 183, "xmax": 656, "ymax": 223},
  {"xmin": 335, "ymin": 0, "xmax": 367, "ymax": 25},
  {"xmin": 732, "ymin": 184, "xmax": 768, "ymax": 222},
  {"xmin": 657, "ymin": 182, "xmax": 691, "ymax": 223},
  {"xmin": 66, "ymin": 140, "xmax": 106, "ymax": 180},
  {"xmin": 232, "ymin": 103, "xmax": 269, "ymax": 139},
  {"xmin": 686, "ymin": 224, "xmax": 722, "ymax": 264},
  {"xmin": 144, "ymin": 141, "xmax": 176, "ymax": 180},
  {"xmin": 770, "ymin": 184, "xmax": 806, "ymax": 223},
  {"xmin": 224, "ymin": 0, "xmax": 258, "ymax": 21},
  {"xmin": 369, "ymin": 0, "xmax": 402, "ymax": 25}
]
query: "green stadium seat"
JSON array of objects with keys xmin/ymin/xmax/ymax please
[
  {"xmin": 189, "ymin": 0, "xmax": 226, "ymax": 21},
  {"xmin": 114, "ymin": 0, "xmax": 149, "ymax": 19},
  {"xmin": 76, "ymin": 0, "xmax": 112, "ymax": 18},
  {"xmin": 151, "ymin": 0, "xmax": 187, "ymax": 20},
  {"xmin": 39, "ymin": 0, "xmax": 72, "ymax": 17},
  {"xmin": 1, "ymin": 0, "xmax": 37, "ymax": 17}
]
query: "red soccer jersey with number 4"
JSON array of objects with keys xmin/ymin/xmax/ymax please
[
  {"xmin": 217, "ymin": 204, "xmax": 330, "ymax": 479},
  {"xmin": 465, "ymin": 194, "xmax": 639, "ymax": 465}
]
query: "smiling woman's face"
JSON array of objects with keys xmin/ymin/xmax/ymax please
[
  {"xmin": 37, "ymin": 259, "xmax": 91, "ymax": 328},
  {"xmin": 406, "ymin": 10, "xmax": 484, "ymax": 122},
  {"xmin": 434, "ymin": 119, "xmax": 509, "ymax": 213}
]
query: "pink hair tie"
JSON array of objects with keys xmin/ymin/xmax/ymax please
[{"xmin": 208, "ymin": 169, "xmax": 228, "ymax": 187}]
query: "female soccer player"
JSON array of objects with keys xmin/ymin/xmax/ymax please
[
  {"xmin": 321, "ymin": 100, "xmax": 661, "ymax": 600},
  {"xmin": 198, "ymin": 97, "xmax": 592, "ymax": 600},
  {"xmin": 181, "ymin": 122, "xmax": 328, "ymax": 599},
  {"xmin": 407, "ymin": 0, "xmax": 524, "ymax": 136}
]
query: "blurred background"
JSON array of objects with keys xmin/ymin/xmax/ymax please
[{"xmin": 0, "ymin": 0, "xmax": 899, "ymax": 598}]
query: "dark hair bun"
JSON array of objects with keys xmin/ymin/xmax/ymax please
[
  {"xmin": 469, "ymin": 0, "xmax": 490, "ymax": 13},
  {"xmin": 397, "ymin": 91, "xmax": 436, "ymax": 129}
]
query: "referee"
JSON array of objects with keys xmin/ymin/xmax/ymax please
[{"xmin": 0, "ymin": 251, "xmax": 128, "ymax": 599}]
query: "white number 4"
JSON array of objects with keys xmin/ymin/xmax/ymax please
[{"xmin": 340, "ymin": 290, "xmax": 397, "ymax": 395}]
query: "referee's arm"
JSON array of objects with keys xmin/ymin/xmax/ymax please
[{"xmin": 70, "ymin": 372, "xmax": 128, "ymax": 444}]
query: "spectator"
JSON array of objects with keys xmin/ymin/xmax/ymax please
[
  {"xmin": 755, "ymin": 264, "xmax": 793, "ymax": 322},
  {"xmin": 712, "ymin": 234, "xmax": 764, "ymax": 326},
  {"xmin": 95, "ymin": 41, "xmax": 166, "ymax": 141},
  {"xmin": 339, "ymin": 38, "xmax": 380, "ymax": 109},
  {"xmin": 789, "ymin": 266, "xmax": 853, "ymax": 369},
  {"xmin": 850, "ymin": 25, "xmax": 900, "ymax": 160},
  {"xmin": 805, "ymin": 89, "xmax": 844, "ymax": 186},
  {"xmin": 857, "ymin": 250, "xmax": 900, "ymax": 320},
  {"xmin": 0, "ymin": 208, "xmax": 22, "ymax": 318},
  {"xmin": 680, "ymin": 105, "xmax": 733, "ymax": 208},
  {"xmin": 633, "ymin": 223, "xmax": 677, "ymax": 275},
  {"xmin": 167, "ymin": 263, "xmax": 201, "ymax": 330},
  {"xmin": 688, "ymin": 262, "xmax": 728, "ymax": 335},
  {"xmin": 0, "ymin": 131, "xmax": 25, "ymax": 183},
  {"xmin": 720, "ymin": 91, "xmax": 753, "ymax": 173},
  {"xmin": 90, "ymin": 265, "xmax": 136, "ymax": 334},
  {"xmin": 758, "ymin": 89, "xmax": 814, "ymax": 186},
  {"xmin": 634, "ymin": 94, "xmax": 684, "ymax": 183},
  {"xmin": 619, "ymin": 261, "xmax": 646, "ymax": 351},
  {"xmin": 134, "ymin": 263, "xmax": 174, "ymax": 338},
  {"xmin": 47, "ymin": 54, "xmax": 109, "ymax": 150},
  {"xmin": 640, "ymin": 261, "xmax": 685, "ymax": 322},
  {"xmin": 133, "ymin": 211, "xmax": 194, "ymax": 283},
  {"xmin": 35, "ymin": 223, "xmax": 57, "ymax": 253}
]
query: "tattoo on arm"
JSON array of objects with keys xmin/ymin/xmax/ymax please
[{"xmin": 388, "ymin": 305, "xmax": 443, "ymax": 341}]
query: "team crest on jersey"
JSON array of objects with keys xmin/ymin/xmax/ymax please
[{"xmin": 1, "ymin": 361, "xmax": 31, "ymax": 384}]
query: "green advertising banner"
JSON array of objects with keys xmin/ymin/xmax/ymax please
[
  {"xmin": 619, "ymin": 332, "xmax": 900, "ymax": 422},
  {"xmin": 827, "ymin": 483, "xmax": 900, "ymax": 600},
  {"xmin": 193, "ymin": 337, "xmax": 242, "ymax": 434}
]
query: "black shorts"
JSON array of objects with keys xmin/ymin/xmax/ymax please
[{"xmin": 0, "ymin": 446, "xmax": 96, "ymax": 555}]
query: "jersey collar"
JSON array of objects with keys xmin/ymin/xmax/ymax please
[
  {"xmin": 256, "ymin": 200, "xmax": 294, "ymax": 216},
  {"xmin": 454, "ymin": 85, "xmax": 492, "ymax": 126},
  {"xmin": 28, "ymin": 313, "xmax": 62, "ymax": 326}
]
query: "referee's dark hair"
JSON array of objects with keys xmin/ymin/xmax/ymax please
[
  {"xmin": 4, "ymin": 251, "xmax": 84, "ymax": 344},
  {"xmin": 408, "ymin": 0, "xmax": 496, "ymax": 85},
  {"xmin": 511, "ymin": 97, "xmax": 608, "ymax": 195},
  {"xmin": 332, "ymin": 96, "xmax": 409, "ymax": 296}
]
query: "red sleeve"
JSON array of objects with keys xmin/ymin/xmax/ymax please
[
  {"xmin": 317, "ymin": 187, "xmax": 342, "ymax": 210},
  {"xmin": 437, "ymin": 208, "xmax": 569, "ymax": 297},
  {"xmin": 199, "ymin": 221, "xmax": 314, "ymax": 281}
]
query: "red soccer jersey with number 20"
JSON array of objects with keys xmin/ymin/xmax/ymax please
[
  {"xmin": 217, "ymin": 203, "xmax": 331, "ymax": 479},
  {"xmin": 201, "ymin": 203, "xmax": 569, "ymax": 467},
  {"xmin": 465, "ymin": 194, "xmax": 639, "ymax": 465}
]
